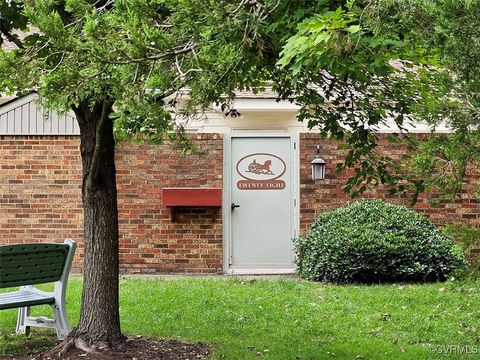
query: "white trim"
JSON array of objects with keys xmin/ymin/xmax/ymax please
[
  {"xmin": 232, "ymin": 128, "xmax": 289, "ymax": 133},
  {"xmin": 222, "ymin": 134, "xmax": 232, "ymax": 271},
  {"xmin": 225, "ymin": 268, "xmax": 296, "ymax": 275},
  {"xmin": 223, "ymin": 133, "xmax": 299, "ymax": 274},
  {"xmin": 213, "ymin": 98, "xmax": 300, "ymax": 112},
  {"xmin": 292, "ymin": 133, "xmax": 300, "ymax": 259}
]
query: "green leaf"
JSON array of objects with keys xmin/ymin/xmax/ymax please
[
  {"xmin": 314, "ymin": 32, "xmax": 331, "ymax": 45},
  {"xmin": 347, "ymin": 25, "xmax": 361, "ymax": 34}
]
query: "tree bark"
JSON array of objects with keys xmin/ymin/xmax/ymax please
[{"xmin": 70, "ymin": 99, "xmax": 123, "ymax": 345}]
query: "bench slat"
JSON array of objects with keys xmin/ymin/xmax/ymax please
[
  {"xmin": 2, "ymin": 253, "xmax": 66, "ymax": 265},
  {"xmin": 1, "ymin": 269, "xmax": 62, "ymax": 287},
  {"xmin": 1, "ymin": 258, "xmax": 64, "ymax": 274},
  {"xmin": 0, "ymin": 290, "xmax": 55, "ymax": 310},
  {"xmin": 0, "ymin": 250, "xmax": 65, "ymax": 259},
  {"xmin": 0, "ymin": 244, "xmax": 68, "ymax": 254},
  {"xmin": 0, "ymin": 243, "xmax": 69, "ymax": 288},
  {"xmin": 2, "ymin": 269, "xmax": 64, "ymax": 285},
  {"xmin": 3, "ymin": 259, "xmax": 66, "ymax": 273}
]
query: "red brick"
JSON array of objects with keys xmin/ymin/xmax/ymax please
[{"xmin": 1, "ymin": 133, "xmax": 478, "ymax": 274}]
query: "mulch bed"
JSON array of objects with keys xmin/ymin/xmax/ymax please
[{"xmin": 1, "ymin": 337, "xmax": 211, "ymax": 360}]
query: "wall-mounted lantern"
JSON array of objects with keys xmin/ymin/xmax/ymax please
[{"xmin": 311, "ymin": 145, "xmax": 326, "ymax": 180}]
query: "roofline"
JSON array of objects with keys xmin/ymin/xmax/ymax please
[{"xmin": 0, "ymin": 90, "xmax": 37, "ymax": 109}]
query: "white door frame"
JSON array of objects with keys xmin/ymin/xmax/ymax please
[{"xmin": 222, "ymin": 133, "xmax": 300, "ymax": 275}]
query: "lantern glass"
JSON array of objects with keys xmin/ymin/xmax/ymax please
[
  {"xmin": 311, "ymin": 158, "xmax": 326, "ymax": 180},
  {"xmin": 311, "ymin": 145, "xmax": 326, "ymax": 180}
]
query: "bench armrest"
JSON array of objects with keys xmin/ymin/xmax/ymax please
[{"xmin": 54, "ymin": 239, "xmax": 76, "ymax": 304}]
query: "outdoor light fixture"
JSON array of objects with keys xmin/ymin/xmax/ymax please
[{"xmin": 311, "ymin": 145, "xmax": 326, "ymax": 180}]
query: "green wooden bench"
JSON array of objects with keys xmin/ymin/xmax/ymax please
[{"xmin": 0, "ymin": 239, "xmax": 76, "ymax": 340}]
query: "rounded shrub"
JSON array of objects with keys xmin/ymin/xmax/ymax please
[{"xmin": 294, "ymin": 200, "xmax": 465, "ymax": 283}]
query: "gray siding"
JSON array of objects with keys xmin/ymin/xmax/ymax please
[{"xmin": 0, "ymin": 95, "xmax": 80, "ymax": 135}]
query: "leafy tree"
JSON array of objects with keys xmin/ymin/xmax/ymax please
[
  {"xmin": 0, "ymin": 0, "xmax": 291, "ymax": 353},
  {"xmin": 364, "ymin": 0, "xmax": 480, "ymax": 198},
  {"xmin": 275, "ymin": 0, "xmax": 480, "ymax": 200},
  {"xmin": 273, "ymin": 0, "xmax": 431, "ymax": 199}
]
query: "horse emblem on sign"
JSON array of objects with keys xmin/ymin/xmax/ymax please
[
  {"xmin": 236, "ymin": 153, "xmax": 286, "ymax": 190},
  {"xmin": 247, "ymin": 159, "xmax": 274, "ymax": 175}
]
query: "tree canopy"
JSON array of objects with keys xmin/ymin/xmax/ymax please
[
  {"xmin": 278, "ymin": 0, "xmax": 478, "ymax": 200},
  {"xmin": 1, "ymin": 0, "xmax": 284, "ymax": 137},
  {"xmin": 3, "ymin": 0, "xmax": 477, "ymax": 199},
  {"xmin": 0, "ymin": 0, "xmax": 297, "ymax": 351},
  {"xmin": 365, "ymin": 0, "xmax": 480, "ymax": 198},
  {"xmin": 274, "ymin": 0, "xmax": 479, "ymax": 200}
]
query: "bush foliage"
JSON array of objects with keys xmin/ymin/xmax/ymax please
[{"xmin": 294, "ymin": 200, "xmax": 465, "ymax": 283}]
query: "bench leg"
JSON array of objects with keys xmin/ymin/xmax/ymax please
[
  {"xmin": 14, "ymin": 304, "xmax": 71, "ymax": 340},
  {"xmin": 16, "ymin": 307, "xmax": 31, "ymax": 336},
  {"xmin": 51, "ymin": 302, "xmax": 71, "ymax": 340}
]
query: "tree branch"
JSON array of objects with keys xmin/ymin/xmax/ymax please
[
  {"xmin": 260, "ymin": 0, "xmax": 281, "ymax": 21},
  {"xmin": 0, "ymin": 28, "xmax": 24, "ymax": 49},
  {"xmin": 92, "ymin": 44, "xmax": 195, "ymax": 65}
]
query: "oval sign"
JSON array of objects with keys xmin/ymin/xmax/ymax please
[{"xmin": 236, "ymin": 153, "xmax": 287, "ymax": 181}]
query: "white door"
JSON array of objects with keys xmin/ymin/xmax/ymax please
[{"xmin": 226, "ymin": 135, "xmax": 296, "ymax": 272}]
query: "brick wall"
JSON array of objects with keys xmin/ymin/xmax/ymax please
[
  {"xmin": 115, "ymin": 134, "xmax": 223, "ymax": 274},
  {"xmin": 0, "ymin": 134, "xmax": 224, "ymax": 274},
  {"xmin": 299, "ymin": 133, "xmax": 480, "ymax": 231},
  {"xmin": 0, "ymin": 133, "xmax": 478, "ymax": 274},
  {"xmin": 0, "ymin": 136, "xmax": 84, "ymax": 270}
]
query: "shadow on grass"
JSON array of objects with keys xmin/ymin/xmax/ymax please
[{"xmin": 0, "ymin": 331, "xmax": 58, "ymax": 358}]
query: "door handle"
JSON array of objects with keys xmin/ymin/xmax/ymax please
[{"xmin": 231, "ymin": 203, "xmax": 240, "ymax": 210}]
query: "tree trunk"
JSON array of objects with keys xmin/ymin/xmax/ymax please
[{"xmin": 70, "ymin": 100, "xmax": 123, "ymax": 345}]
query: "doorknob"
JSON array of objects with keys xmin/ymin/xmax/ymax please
[{"xmin": 231, "ymin": 203, "xmax": 240, "ymax": 210}]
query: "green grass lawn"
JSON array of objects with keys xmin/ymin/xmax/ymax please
[{"xmin": 1, "ymin": 277, "xmax": 479, "ymax": 359}]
